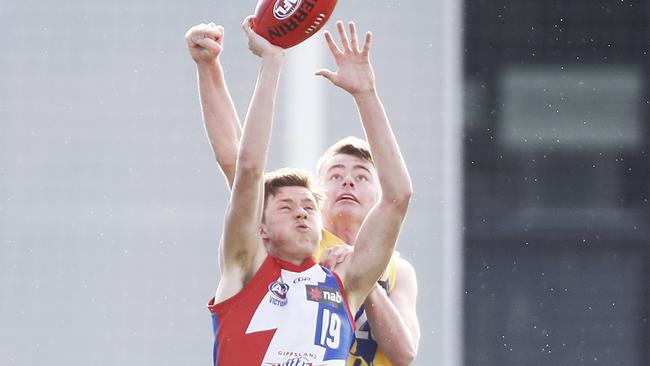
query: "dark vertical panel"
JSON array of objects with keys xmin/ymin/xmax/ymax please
[{"xmin": 463, "ymin": 0, "xmax": 650, "ymax": 365}]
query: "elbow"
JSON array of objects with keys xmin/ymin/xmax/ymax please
[
  {"xmin": 405, "ymin": 346, "xmax": 418, "ymax": 365},
  {"xmin": 383, "ymin": 183, "xmax": 412, "ymax": 214},
  {"xmin": 234, "ymin": 156, "xmax": 264, "ymax": 183},
  {"xmin": 399, "ymin": 183, "xmax": 413, "ymax": 207},
  {"xmin": 236, "ymin": 151, "xmax": 264, "ymax": 176},
  {"xmin": 393, "ymin": 346, "xmax": 417, "ymax": 366}
]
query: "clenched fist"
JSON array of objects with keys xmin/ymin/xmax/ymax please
[{"xmin": 185, "ymin": 22, "xmax": 225, "ymax": 64}]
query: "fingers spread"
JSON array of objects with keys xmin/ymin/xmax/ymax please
[
  {"xmin": 324, "ymin": 31, "xmax": 343, "ymax": 56},
  {"xmin": 314, "ymin": 68, "xmax": 336, "ymax": 82},
  {"xmin": 336, "ymin": 20, "xmax": 351, "ymax": 52},
  {"xmin": 362, "ymin": 31, "xmax": 372, "ymax": 56},
  {"xmin": 348, "ymin": 21, "xmax": 359, "ymax": 53}
]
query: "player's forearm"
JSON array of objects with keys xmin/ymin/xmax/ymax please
[
  {"xmin": 220, "ymin": 54, "xmax": 283, "ymax": 277},
  {"xmin": 364, "ymin": 286, "xmax": 417, "ymax": 366},
  {"xmin": 196, "ymin": 62, "xmax": 241, "ymax": 188},
  {"xmin": 236, "ymin": 55, "xmax": 283, "ymax": 175},
  {"xmin": 344, "ymin": 207, "xmax": 402, "ymax": 310},
  {"xmin": 353, "ymin": 91, "xmax": 412, "ymax": 207}
]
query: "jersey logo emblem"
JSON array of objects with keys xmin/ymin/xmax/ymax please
[
  {"xmin": 293, "ymin": 276, "xmax": 311, "ymax": 283},
  {"xmin": 273, "ymin": 0, "xmax": 301, "ymax": 20},
  {"xmin": 269, "ymin": 280, "xmax": 290, "ymax": 306},
  {"xmin": 305, "ymin": 284, "xmax": 342, "ymax": 308}
]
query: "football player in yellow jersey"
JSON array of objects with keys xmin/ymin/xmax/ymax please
[
  {"xmin": 315, "ymin": 136, "xmax": 418, "ymax": 366},
  {"xmin": 186, "ymin": 20, "xmax": 420, "ymax": 365}
]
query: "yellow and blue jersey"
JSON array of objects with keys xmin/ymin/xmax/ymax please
[
  {"xmin": 315, "ymin": 229, "xmax": 400, "ymax": 366},
  {"xmin": 348, "ymin": 251, "xmax": 399, "ymax": 366}
]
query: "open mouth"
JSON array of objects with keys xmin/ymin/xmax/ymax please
[{"xmin": 336, "ymin": 193, "xmax": 359, "ymax": 204}]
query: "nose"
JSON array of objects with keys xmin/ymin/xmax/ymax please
[
  {"xmin": 342, "ymin": 175, "xmax": 355, "ymax": 187},
  {"xmin": 295, "ymin": 207, "xmax": 308, "ymax": 219}
]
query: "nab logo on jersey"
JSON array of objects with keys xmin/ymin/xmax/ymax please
[
  {"xmin": 269, "ymin": 280, "xmax": 289, "ymax": 306},
  {"xmin": 305, "ymin": 284, "xmax": 342, "ymax": 308}
]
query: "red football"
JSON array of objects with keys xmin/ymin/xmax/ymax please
[{"xmin": 252, "ymin": 0, "xmax": 338, "ymax": 49}]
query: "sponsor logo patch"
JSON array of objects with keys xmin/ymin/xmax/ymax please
[
  {"xmin": 305, "ymin": 284, "xmax": 342, "ymax": 308},
  {"xmin": 293, "ymin": 276, "xmax": 311, "ymax": 284},
  {"xmin": 273, "ymin": 0, "xmax": 302, "ymax": 20},
  {"xmin": 269, "ymin": 280, "xmax": 289, "ymax": 306}
]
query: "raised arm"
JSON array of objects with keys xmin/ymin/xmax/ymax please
[
  {"xmin": 185, "ymin": 23, "xmax": 241, "ymax": 189},
  {"xmin": 214, "ymin": 18, "xmax": 285, "ymax": 303},
  {"xmin": 316, "ymin": 20, "xmax": 412, "ymax": 312}
]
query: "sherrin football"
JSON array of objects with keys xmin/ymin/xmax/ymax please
[{"xmin": 252, "ymin": 0, "xmax": 338, "ymax": 49}]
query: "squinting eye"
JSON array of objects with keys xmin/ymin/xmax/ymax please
[
  {"xmin": 305, "ymin": 206, "xmax": 316, "ymax": 211},
  {"xmin": 330, "ymin": 174, "xmax": 342, "ymax": 181},
  {"xmin": 280, "ymin": 206, "xmax": 291, "ymax": 211},
  {"xmin": 356, "ymin": 175, "xmax": 369, "ymax": 182}
]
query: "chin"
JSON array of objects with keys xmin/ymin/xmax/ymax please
[
  {"xmin": 332, "ymin": 205, "xmax": 364, "ymax": 220},
  {"xmin": 295, "ymin": 236, "xmax": 318, "ymax": 250}
]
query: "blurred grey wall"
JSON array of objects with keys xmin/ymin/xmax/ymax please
[{"xmin": 1, "ymin": 0, "xmax": 461, "ymax": 365}]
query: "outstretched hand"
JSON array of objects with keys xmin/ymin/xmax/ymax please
[
  {"xmin": 315, "ymin": 20, "xmax": 376, "ymax": 96},
  {"xmin": 185, "ymin": 23, "xmax": 225, "ymax": 64},
  {"xmin": 242, "ymin": 16, "xmax": 285, "ymax": 59}
]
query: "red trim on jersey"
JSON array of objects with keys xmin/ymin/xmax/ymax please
[
  {"xmin": 207, "ymin": 255, "xmax": 317, "ymax": 314},
  {"xmin": 272, "ymin": 256, "xmax": 316, "ymax": 272},
  {"xmin": 208, "ymin": 255, "xmax": 279, "ymax": 365},
  {"xmin": 208, "ymin": 255, "xmax": 275, "ymax": 313}
]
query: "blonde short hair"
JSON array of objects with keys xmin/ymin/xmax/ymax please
[{"xmin": 316, "ymin": 136, "xmax": 374, "ymax": 175}]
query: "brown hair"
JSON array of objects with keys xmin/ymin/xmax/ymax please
[
  {"xmin": 263, "ymin": 168, "xmax": 324, "ymax": 210},
  {"xmin": 316, "ymin": 136, "xmax": 374, "ymax": 175}
]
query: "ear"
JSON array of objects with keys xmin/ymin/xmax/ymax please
[{"xmin": 260, "ymin": 223, "xmax": 270, "ymax": 241}]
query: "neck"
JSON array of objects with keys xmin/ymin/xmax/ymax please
[
  {"xmin": 325, "ymin": 218, "xmax": 361, "ymax": 245},
  {"xmin": 270, "ymin": 251, "xmax": 309, "ymax": 266},
  {"xmin": 269, "ymin": 253, "xmax": 312, "ymax": 267},
  {"xmin": 284, "ymin": 256, "xmax": 308, "ymax": 266},
  {"xmin": 265, "ymin": 241, "xmax": 313, "ymax": 266}
]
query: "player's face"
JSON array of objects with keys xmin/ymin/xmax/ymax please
[
  {"xmin": 261, "ymin": 186, "xmax": 322, "ymax": 262},
  {"xmin": 319, "ymin": 154, "xmax": 380, "ymax": 226}
]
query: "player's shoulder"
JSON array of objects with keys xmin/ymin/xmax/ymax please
[
  {"xmin": 321, "ymin": 229, "xmax": 346, "ymax": 248},
  {"xmin": 395, "ymin": 254, "xmax": 414, "ymax": 272},
  {"xmin": 314, "ymin": 229, "xmax": 347, "ymax": 261},
  {"xmin": 383, "ymin": 251, "xmax": 416, "ymax": 289},
  {"xmin": 394, "ymin": 256, "xmax": 417, "ymax": 287}
]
